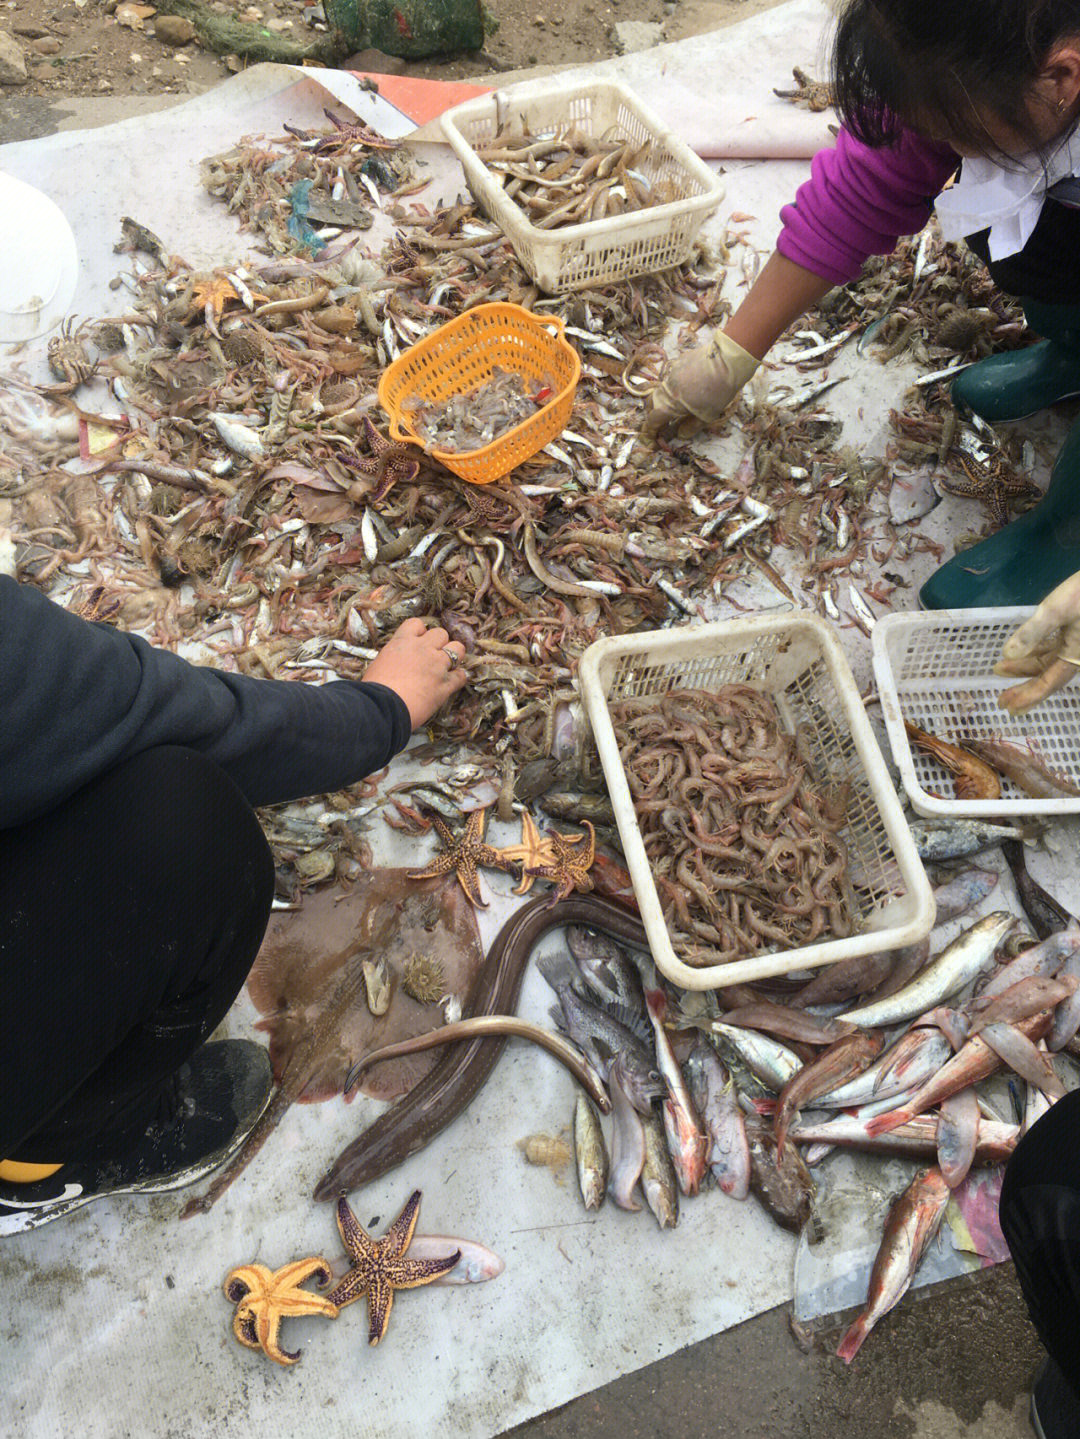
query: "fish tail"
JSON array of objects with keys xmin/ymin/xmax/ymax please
[
  {"xmin": 864, "ymin": 1106, "xmax": 913, "ymax": 1138},
  {"xmin": 836, "ymin": 1312, "xmax": 872, "ymax": 1364}
]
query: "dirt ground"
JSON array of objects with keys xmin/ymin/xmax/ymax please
[{"xmin": 1, "ymin": 0, "xmax": 780, "ymax": 100}]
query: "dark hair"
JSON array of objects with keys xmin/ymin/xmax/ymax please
[{"xmin": 832, "ymin": 0, "xmax": 1080, "ymax": 155}]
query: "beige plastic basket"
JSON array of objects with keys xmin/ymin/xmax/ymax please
[
  {"xmin": 578, "ymin": 613, "xmax": 934, "ymax": 991},
  {"xmin": 440, "ymin": 78, "xmax": 725, "ymax": 294},
  {"xmin": 873, "ymin": 606, "xmax": 1080, "ymax": 818}
]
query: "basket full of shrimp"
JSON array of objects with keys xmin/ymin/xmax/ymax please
[
  {"xmin": 440, "ymin": 77, "xmax": 725, "ymax": 294},
  {"xmin": 579, "ymin": 613, "xmax": 935, "ymax": 992},
  {"xmin": 873, "ymin": 607, "xmax": 1080, "ymax": 818}
]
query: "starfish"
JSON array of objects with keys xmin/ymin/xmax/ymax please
[
  {"xmin": 524, "ymin": 820, "xmax": 597, "ymax": 904},
  {"xmin": 496, "ymin": 811, "xmax": 560, "ymax": 895},
  {"xmin": 940, "ymin": 451, "xmax": 1040, "ymax": 529},
  {"xmin": 223, "ymin": 1257, "xmax": 339, "ymax": 1366},
  {"xmin": 341, "ymin": 415, "xmax": 421, "ymax": 503},
  {"xmin": 407, "ymin": 805, "xmax": 517, "ymax": 907},
  {"xmin": 325, "ymin": 1191, "xmax": 459, "ymax": 1345}
]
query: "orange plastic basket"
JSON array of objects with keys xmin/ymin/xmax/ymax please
[{"xmin": 377, "ymin": 302, "xmax": 581, "ymax": 484}]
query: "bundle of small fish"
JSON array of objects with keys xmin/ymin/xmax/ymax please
[
  {"xmin": 401, "ymin": 366, "xmax": 552, "ymax": 453},
  {"xmin": 610, "ymin": 685, "xmax": 853, "ymax": 965},
  {"xmin": 475, "ymin": 124, "xmax": 684, "ymax": 230}
]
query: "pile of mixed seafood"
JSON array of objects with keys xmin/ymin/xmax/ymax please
[{"xmin": 3, "ymin": 106, "xmax": 1076, "ymax": 1361}]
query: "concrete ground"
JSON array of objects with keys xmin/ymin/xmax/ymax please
[{"xmin": 3, "ymin": 86, "xmax": 1046, "ymax": 1439}]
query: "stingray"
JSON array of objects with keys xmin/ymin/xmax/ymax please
[
  {"xmin": 247, "ymin": 867, "xmax": 484, "ymax": 1104},
  {"xmin": 180, "ymin": 869, "xmax": 483, "ymax": 1217}
]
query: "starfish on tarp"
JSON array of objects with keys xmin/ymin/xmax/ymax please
[
  {"xmin": 341, "ymin": 416, "xmax": 421, "ymax": 502},
  {"xmin": 497, "ymin": 811, "xmax": 560, "ymax": 895},
  {"xmin": 325, "ymin": 1190, "xmax": 459, "ymax": 1345},
  {"xmin": 525, "ymin": 820, "xmax": 597, "ymax": 904},
  {"xmin": 407, "ymin": 805, "xmax": 517, "ymax": 907},
  {"xmin": 224, "ymin": 1257, "xmax": 339, "ymax": 1366}
]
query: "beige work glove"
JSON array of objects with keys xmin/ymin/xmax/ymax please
[
  {"xmin": 643, "ymin": 330, "xmax": 760, "ymax": 437},
  {"xmin": 995, "ymin": 570, "xmax": 1080, "ymax": 712}
]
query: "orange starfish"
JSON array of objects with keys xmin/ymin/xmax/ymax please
[
  {"xmin": 224, "ymin": 1257, "xmax": 339, "ymax": 1366},
  {"xmin": 497, "ymin": 811, "xmax": 561, "ymax": 894}
]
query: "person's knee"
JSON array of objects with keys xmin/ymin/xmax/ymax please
[{"xmin": 105, "ymin": 746, "xmax": 273, "ymax": 918}]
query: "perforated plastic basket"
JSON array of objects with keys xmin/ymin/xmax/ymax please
[
  {"xmin": 440, "ymin": 78, "xmax": 725, "ymax": 294},
  {"xmin": 873, "ymin": 606, "xmax": 1080, "ymax": 817},
  {"xmin": 377, "ymin": 302, "xmax": 580, "ymax": 484},
  {"xmin": 579, "ymin": 614, "xmax": 934, "ymax": 990}
]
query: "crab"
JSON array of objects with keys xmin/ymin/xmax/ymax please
[{"xmin": 47, "ymin": 317, "xmax": 97, "ymax": 391}]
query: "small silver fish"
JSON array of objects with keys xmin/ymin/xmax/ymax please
[
  {"xmin": 573, "ymin": 1094, "xmax": 608, "ymax": 1211},
  {"xmin": 640, "ymin": 1105, "xmax": 679, "ymax": 1229},
  {"xmin": 711, "ymin": 1022, "xmax": 803, "ymax": 1093}
]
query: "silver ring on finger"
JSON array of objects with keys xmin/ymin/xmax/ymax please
[{"xmin": 442, "ymin": 645, "xmax": 462, "ymax": 671}]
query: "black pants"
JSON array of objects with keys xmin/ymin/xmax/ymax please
[
  {"xmin": 1000, "ymin": 1088, "xmax": 1080, "ymax": 1398},
  {"xmin": 0, "ymin": 747, "xmax": 274, "ymax": 1164}
]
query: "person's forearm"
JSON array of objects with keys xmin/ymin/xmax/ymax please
[{"xmin": 724, "ymin": 251, "xmax": 836, "ymax": 361}]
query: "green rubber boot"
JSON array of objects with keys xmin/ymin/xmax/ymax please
[
  {"xmin": 920, "ymin": 413, "xmax": 1080, "ymax": 609},
  {"xmin": 951, "ymin": 299, "xmax": 1080, "ymax": 422}
]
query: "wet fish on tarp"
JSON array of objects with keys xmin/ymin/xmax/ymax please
[
  {"xmin": 540, "ymin": 953, "xmax": 663, "ymax": 1113},
  {"xmin": 838, "ymin": 912, "xmax": 1015, "ymax": 1028},
  {"xmin": 1002, "ymin": 839, "xmax": 1076, "ymax": 939},
  {"xmin": 866, "ymin": 1011, "xmax": 1053, "ymax": 1136},
  {"xmin": 607, "ymin": 1054, "xmax": 646, "ymax": 1211},
  {"xmin": 978, "ymin": 1021, "xmax": 1067, "ymax": 1098},
  {"xmin": 966, "ymin": 975, "xmax": 1079, "ymax": 1034},
  {"xmin": 711, "ymin": 1022, "xmax": 803, "ymax": 1093},
  {"xmin": 773, "ymin": 1031, "xmax": 885, "ymax": 1158},
  {"xmin": 640, "ymin": 1105, "xmax": 680, "ymax": 1229},
  {"xmin": 745, "ymin": 1118, "xmax": 816, "ymax": 1235},
  {"xmin": 936, "ymin": 1086, "xmax": 980, "ymax": 1187},
  {"xmin": 565, "ymin": 924, "xmax": 648, "ymax": 1036},
  {"xmin": 908, "ymin": 818, "xmax": 1033, "ymax": 861},
  {"xmin": 835, "ymin": 1168, "xmax": 951, "ymax": 1362},
  {"xmin": 645, "ymin": 989, "xmax": 709, "ymax": 1197},
  {"xmin": 1049, "ymin": 949, "xmax": 1080, "ymax": 1050},
  {"xmin": 573, "ymin": 1094, "xmax": 608, "ymax": 1210},
  {"xmin": 788, "ymin": 1114, "xmax": 1018, "ymax": 1165},
  {"xmin": 719, "ymin": 1001, "xmax": 854, "ymax": 1047},
  {"xmin": 686, "ymin": 1040, "xmax": 751, "ymax": 1200},
  {"xmin": 815, "ymin": 1027, "xmax": 953, "ymax": 1109},
  {"xmin": 976, "ymin": 928, "xmax": 1080, "ymax": 999}
]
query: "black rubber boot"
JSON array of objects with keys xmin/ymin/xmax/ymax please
[
  {"xmin": 920, "ymin": 412, "xmax": 1080, "ymax": 609},
  {"xmin": 0, "ymin": 1039, "xmax": 272, "ymax": 1234},
  {"xmin": 1031, "ymin": 1358, "xmax": 1080, "ymax": 1439},
  {"xmin": 951, "ymin": 298, "xmax": 1080, "ymax": 422}
]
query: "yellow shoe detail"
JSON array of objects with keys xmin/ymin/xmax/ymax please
[{"xmin": 0, "ymin": 1160, "xmax": 64, "ymax": 1183}]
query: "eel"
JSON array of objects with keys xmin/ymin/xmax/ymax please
[
  {"xmin": 313, "ymin": 894, "xmax": 647, "ymax": 1200},
  {"xmin": 344, "ymin": 1016, "xmax": 611, "ymax": 1113}
]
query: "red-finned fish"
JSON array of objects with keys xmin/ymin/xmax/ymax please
[
  {"xmin": 865, "ymin": 1011, "xmax": 1053, "ymax": 1136},
  {"xmin": 788, "ymin": 1114, "xmax": 1018, "ymax": 1166},
  {"xmin": 607, "ymin": 1054, "xmax": 645, "ymax": 1211},
  {"xmin": 685, "ymin": 1040, "xmax": 750, "ymax": 1200},
  {"xmin": 774, "ymin": 1031, "xmax": 885, "ymax": 1159},
  {"xmin": 645, "ymin": 990, "xmax": 709, "ymax": 1197},
  {"xmin": 976, "ymin": 928, "xmax": 1080, "ymax": 999},
  {"xmin": 836, "ymin": 1168, "xmax": 951, "ymax": 1362},
  {"xmin": 936, "ymin": 1087, "xmax": 980, "ymax": 1188},
  {"xmin": 966, "ymin": 975, "xmax": 1079, "ymax": 1034},
  {"xmin": 719, "ymin": 1001, "xmax": 853, "ymax": 1047},
  {"xmin": 978, "ymin": 1021, "xmax": 1067, "ymax": 1098},
  {"xmin": 815, "ymin": 1028, "xmax": 952, "ymax": 1109}
]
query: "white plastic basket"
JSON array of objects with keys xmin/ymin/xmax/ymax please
[
  {"xmin": 440, "ymin": 78, "xmax": 725, "ymax": 294},
  {"xmin": 873, "ymin": 606, "xmax": 1080, "ymax": 817},
  {"xmin": 579, "ymin": 614, "xmax": 934, "ymax": 991}
]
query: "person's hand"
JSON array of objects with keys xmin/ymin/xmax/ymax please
[
  {"xmin": 995, "ymin": 571, "xmax": 1080, "ymax": 712},
  {"xmin": 643, "ymin": 330, "xmax": 760, "ymax": 437},
  {"xmin": 362, "ymin": 618, "xmax": 468, "ymax": 728}
]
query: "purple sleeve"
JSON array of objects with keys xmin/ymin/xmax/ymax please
[{"xmin": 776, "ymin": 125, "xmax": 958, "ymax": 286}]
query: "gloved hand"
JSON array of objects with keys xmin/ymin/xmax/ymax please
[
  {"xmin": 643, "ymin": 330, "xmax": 760, "ymax": 437},
  {"xmin": 995, "ymin": 570, "xmax": 1080, "ymax": 712}
]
